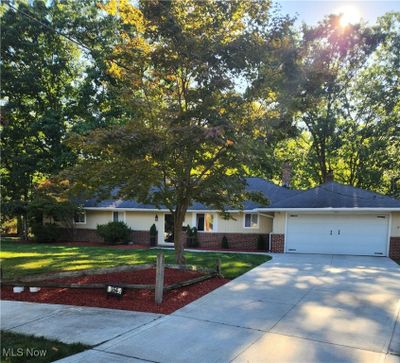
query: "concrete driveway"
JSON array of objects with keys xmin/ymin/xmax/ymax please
[{"xmin": 3, "ymin": 254, "xmax": 400, "ymax": 363}]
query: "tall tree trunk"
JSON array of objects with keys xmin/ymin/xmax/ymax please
[
  {"xmin": 22, "ymin": 214, "xmax": 28, "ymax": 240},
  {"xmin": 17, "ymin": 215, "xmax": 24, "ymax": 239},
  {"xmin": 173, "ymin": 202, "xmax": 188, "ymax": 264},
  {"xmin": 319, "ymin": 142, "xmax": 327, "ymax": 183}
]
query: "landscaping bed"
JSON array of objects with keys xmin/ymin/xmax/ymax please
[{"xmin": 1, "ymin": 268, "xmax": 229, "ymax": 314}]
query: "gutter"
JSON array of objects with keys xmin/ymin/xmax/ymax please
[
  {"xmin": 83, "ymin": 207, "xmax": 400, "ymax": 213},
  {"xmin": 255, "ymin": 207, "xmax": 400, "ymax": 212},
  {"xmin": 83, "ymin": 207, "xmax": 257, "ymax": 213}
]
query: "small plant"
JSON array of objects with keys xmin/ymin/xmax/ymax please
[
  {"xmin": 97, "ymin": 221, "xmax": 132, "ymax": 244},
  {"xmin": 31, "ymin": 223, "xmax": 60, "ymax": 243},
  {"xmin": 150, "ymin": 223, "xmax": 158, "ymax": 246},
  {"xmin": 186, "ymin": 225, "xmax": 192, "ymax": 246},
  {"xmin": 191, "ymin": 227, "xmax": 199, "ymax": 247},
  {"xmin": 186, "ymin": 226, "xmax": 199, "ymax": 247},
  {"xmin": 221, "ymin": 235, "xmax": 229, "ymax": 249},
  {"xmin": 257, "ymin": 234, "xmax": 267, "ymax": 251}
]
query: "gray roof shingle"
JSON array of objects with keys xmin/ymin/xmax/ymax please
[
  {"xmin": 83, "ymin": 177, "xmax": 299, "ymax": 210},
  {"xmin": 83, "ymin": 180, "xmax": 400, "ymax": 210},
  {"xmin": 268, "ymin": 181, "xmax": 400, "ymax": 209}
]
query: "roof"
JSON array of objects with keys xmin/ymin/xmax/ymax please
[
  {"xmin": 83, "ymin": 177, "xmax": 300, "ymax": 210},
  {"xmin": 83, "ymin": 180, "xmax": 400, "ymax": 211},
  {"xmin": 267, "ymin": 181, "xmax": 400, "ymax": 209}
]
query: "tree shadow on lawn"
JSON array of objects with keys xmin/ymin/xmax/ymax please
[{"xmin": 1, "ymin": 242, "xmax": 270, "ymax": 280}]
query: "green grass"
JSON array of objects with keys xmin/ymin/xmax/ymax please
[
  {"xmin": 1, "ymin": 331, "xmax": 89, "ymax": 363},
  {"xmin": 0, "ymin": 241, "xmax": 271, "ymax": 280}
]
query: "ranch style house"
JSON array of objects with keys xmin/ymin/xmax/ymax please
[{"xmin": 61, "ymin": 177, "xmax": 400, "ymax": 259}]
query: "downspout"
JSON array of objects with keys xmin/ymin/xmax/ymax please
[{"xmin": 268, "ymin": 233, "xmax": 271, "ymax": 252}]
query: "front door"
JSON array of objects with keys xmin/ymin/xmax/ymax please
[{"xmin": 164, "ymin": 214, "xmax": 174, "ymax": 243}]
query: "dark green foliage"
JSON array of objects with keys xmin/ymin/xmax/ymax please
[
  {"xmin": 97, "ymin": 221, "xmax": 132, "ymax": 245},
  {"xmin": 150, "ymin": 223, "xmax": 158, "ymax": 236},
  {"xmin": 27, "ymin": 194, "xmax": 77, "ymax": 241},
  {"xmin": 191, "ymin": 227, "xmax": 199, "ymax": 248},
  {"xmin": 256, "ymin": 14, "xmax": 400, "ymax": 195},
  {"xmin": 257, "ymin": 235, "xmax": 267, "ymax": 251},
  {"xmin": 221, "ymin": 235, "xmax": 229, "ymax": 249},
  {"xmin": 0, "ymin": 2, "xmax": 81, "ymax": 238},
  {"xmin": 31, "ymin": 223, "xmax": 60, "ymax": 243},
  {"xmin": 185, "ymin": 224, "xmax": 192, "ymax": 247},
  {"xmin": 186, "ymin": 226, "xmax": 199, "ymax": 248},
  {"xmin": 150, "ymin": 223, "xmax": 158, "ymax": 246}
]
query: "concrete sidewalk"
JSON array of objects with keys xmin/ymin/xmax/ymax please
[
  {"xmin": 2, "ymin": 254, "xmax": 400, "ymax": 363},
  {"xmin": 1, "ymin": 301, "xmax": 163, "ymax": 346}
]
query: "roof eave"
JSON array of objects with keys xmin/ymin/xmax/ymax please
[
  {"xmin": 83, "ymin": 207, "xmax": 255, "ymax": 213},
  {"xmin": 256, "ymin": 207, "xmax": 400, "ymax": 212}
]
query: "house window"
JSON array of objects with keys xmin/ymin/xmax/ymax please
[
  {"xmin": 244, "ymin": 213, "xmax": 258, "ymax": 228},
  {"xmin": 74, "ymin": 211, "xmax": 86, "ymax": 224},
  {"xmin": 197, "ymin": 213, "xmax": 214, "ymax": 232},
  {"xmin": 113, "ymin": 211, "xmax": 119, "ymax": 222}
]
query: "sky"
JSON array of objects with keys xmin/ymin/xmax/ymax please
[{"xmin": 275, "ymin": 0, "xmax": 400, "ymax": 25}]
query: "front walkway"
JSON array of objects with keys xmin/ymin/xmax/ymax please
[{"xmin": 2, "ymin": 254, "xmax": 400, "ymax": 363}]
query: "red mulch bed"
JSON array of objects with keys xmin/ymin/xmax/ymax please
[{"xmin": 1, "ymin": 268, "xmax": 229, "ymax": 314}]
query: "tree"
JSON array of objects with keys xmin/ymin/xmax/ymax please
[
  {"xmin": 0, "ymin": 1, "xmax": 81, "ymax": 237},
  {"xmin": 337, "ymin": 12, "xmax": 400, "ymax": 195},
  {"xmin": 52, "ymin": 0, "xmax": 134, "ymax": 133},
  {"xmin": 65, "ymin": 0, "xmax": 291, "ymax": 263},
  {"xmin": 287, "ymin": 16, "xmax": 381, "ymax": 184},
  {"xmin": 27, "ymin": 179, "xmax": 78, "ymax": 242}
]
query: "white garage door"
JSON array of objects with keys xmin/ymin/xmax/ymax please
[{"xmin": 286, "ymin": 214, "xmax": 389, "ymax": 256}]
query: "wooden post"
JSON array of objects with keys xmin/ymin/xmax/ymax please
[
  {"xmin": 155, "ymin": 253, "xmax": 165, "ymax": 304},
  {"xmin": 216, "ymin": 258, "xmax": 222, "ymax": 277}
]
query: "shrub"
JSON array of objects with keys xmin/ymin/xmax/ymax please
[
  {"xmin": 97, "ymin": 221, "xmax": 132, "ymax": 244},
  {"xmin": 31, "ymin": 223, "xmax": 60, "ymax": 243},
  {"xmin": 257, "ymin": 235, "xmax": 267, "ymax": 251},
  {"xmin": 191, "ymin": 227, "xmax": 199, "ymax": 247},
  {"xmin": 186, "ymin": 226, "xmax": 199, "ymax": 247},
  {"xmin": 150, "ymin": 223, "xmax": 158, "ymax": 246},
  {"xmin": 186, "ymin": 225, "xmax": 192, "ymax": 245},
  {"xmin": 221, "ymin": 235, "xmax": 229, "ymax": 249}
]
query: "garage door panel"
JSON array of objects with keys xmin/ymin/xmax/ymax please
[{"xmin": 286, "ymin": 214, "xmax": 388, "ymax": 256}]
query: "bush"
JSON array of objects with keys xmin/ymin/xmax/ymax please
[
  {"xmin": 150, "ymin": 223, "xmax": 158, "ymax": 246},
  {"xmin": 191, "ymin": 227, "xmax": 199, "ymax": 247},
  {"xmin": 221, "ymin": 235, "xmax": 229, "ymax": 249},
  {"xmin": 97, "ymin": 221, "xmax": 132, "ymax": 244},
  {"xmin": 31, "ymin": 223, "xmax": 60, "ymax": 243},
  {"xmin": 186, "ymin": 226, "xmax": 199, "ymax": 248},
  {"xmin": 257, "ymin": 235, "xmax": 267, "ymax": 251}
]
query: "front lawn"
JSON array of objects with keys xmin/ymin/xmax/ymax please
[
  {"xmin": 1, "ymin": 331, "xmax": 88, "ymax": 363},
  {"xmin": 0, "ymin": 241, "xmax": 270, "ymax": 280}
]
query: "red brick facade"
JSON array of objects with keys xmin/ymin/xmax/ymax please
[
  {"xmin": 191, "ymin": 233, "xmax": 269, "ymax": 251},
  {"xmin": 57, "ymin": 228, "xmax": 268, "ymax": 251},
  {"xmin": 389, "ymin": 237, "xmax": 400, "ymax": 260},
  {"xmin": 57, "ymin": 228, "xmax": 151, "ymax": 245},
  {"xmin": 270, "ymin": 233, "xmax": 285, "ymax": 253}
]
